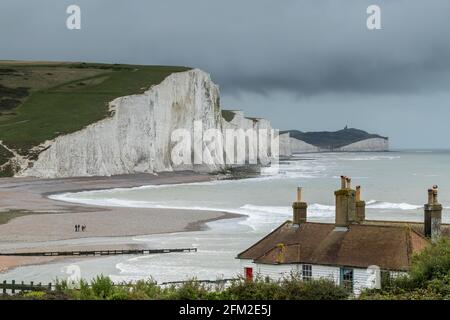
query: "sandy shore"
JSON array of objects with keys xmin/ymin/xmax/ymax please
[{"xmin": 0, "ymin": 171, "xmax": 241, "ymax": 272}]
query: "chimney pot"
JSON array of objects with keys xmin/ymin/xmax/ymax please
[
  {"xmin": 292, "ymin": 188, "xmax": 307, "ymax": 225},
  {"xmin": 424, "ymin": 186, "xmax": 442, "ymax": 242},
  {"xmin": 427, "ymin": 189, "xmax": 433, "ymax": 205},
  {"xmin": 346, "ymin": 178, "xmax": 352, "ymax": 189},
  {"xmin": 355, "ymin": 186, "xmax": 365, "ymax": 223},
  {"xmin": 297, "ymin": 187, "xmax": 302, "ymax": 202},
  {"xmin": 432, "ymin": 186, "xmax": 438, "ymax": 205},
  {"xmin": 335, "ymin": 181, "xmax": 356, "ymax": 227},
  {"xmin": 340, "ymin": 176, "xmax": 346, "ymax": 189}
]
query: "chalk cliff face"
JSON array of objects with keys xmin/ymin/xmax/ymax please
[
  {"xmin": 290, "ymin": 137, "xmax": 320, "ymax": 154},
  {"xmin": 336, "ymin": 138, "xmax": 389, "ymax": 152},
  {"xmin": 279, "ymin": 133, "xmax": 320, "ymax": 156},
  {"xmin": 280, "ymin": 134, "xmax": 389, "ymax": 155},
  {"xmin": 221, "ymin": 111, "xmax": 276, "ymax": 165},
  {"xmin": 21, "ymin": 69, "xmax": 226, "ymax": 177},
  {"xmin": 19, "ymin": 69, "xmax": 277, "ymax": 178},
  {"xmin": 279, "ymin": 133, "xmax": 292, "ymax": 157}
]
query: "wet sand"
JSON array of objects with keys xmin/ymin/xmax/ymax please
[{"xmin": 0, "ymin": 172, "xmax": 241, "ymax": 272}]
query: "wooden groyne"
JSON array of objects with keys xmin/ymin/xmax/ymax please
[{"xmin": 0, "ymin": 248, "xmax": 197, "ymax": 257}]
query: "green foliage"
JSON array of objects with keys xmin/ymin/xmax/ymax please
[
  {"xmin": 91, "ymin": 275, "xmax": 115, "ymax": 299},
  {"xmin": 225, "ymin": 275, "xmax": 348, "ymax": 300},
  {"xmin": 162, "ymin": 280, "xmax": 213, "ymax": 300},
  {"xmin": 221, "ymin": 110, "xmax": 236, "ymax": 122},
  {"xmin": 409, "ymin": 238, "xmax": 450, "ymax": 286},
  {"xmin": 0, "ymin": 209, "xmax": 35, "ymax": 225},
  {"xmin": 7, "ymin": 274, "xmax": 349, "ymax": 300},
  {"xmin": 225, "ymin": 277, "xmax": 283, "ymax": 300},
  {"xmin": 0, "ymin": 144, "xmax": 13, "ymax": 167},
  {"xmin": 22, "ymin": 291, "xmax": 46, "ymax": 299},
  {"xmin": 361, "ymin": 238, "xmax": 450, "ymax": 299}
]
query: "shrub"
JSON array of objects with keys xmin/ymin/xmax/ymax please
[
  {"xmin": 91, "ymin": 275, "xmax": 115, "ymax": 299},
  {"xmin": 22, "ymin": 291, "xmax": 47, "ymax": 300},
  {"xmin": 29, "ymin": 275, "xmax": 350, "ymax": 300},
  {"xmin": 224, "ymin": 275, "xmax": 348, "ymax": 300},
  {"xmin": 225, "ymin": 277, "xmax": 283, "ymax": 300},
  {"xmin": 361, "ymin": 238, "xmax": 450, "ymax": 299},
  {"xmin": 162, "ymin": 280, "xmax": 212, "ymax": 300}
]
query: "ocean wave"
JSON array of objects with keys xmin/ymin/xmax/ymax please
[
  {"xmin": 343, "ymin": 156, "xmax": 400, "ymax": 161},
  {"xmin": 239, "ymin": 204, "xmax": 334, "ymax": 217},
  {"xmin": 366, "ymin": 200, "xmax": 422, "ymax": 210}
]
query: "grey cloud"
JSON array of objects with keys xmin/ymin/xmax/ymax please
[
  {"xmin": 1, "ymin": 0, "xmax": 450, "ymax": 96},
  {"xmin": 1, "ymin": 0, "xmax": 450, "ymax": 147}
]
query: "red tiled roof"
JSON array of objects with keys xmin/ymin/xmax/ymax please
[{"xmin": 237, "ymin": 221, "xmax": 431, "ymax": 271}]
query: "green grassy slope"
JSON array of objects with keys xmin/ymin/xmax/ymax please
[
  {"xmin": 221, "ymin": 110, "xmax": 236, "ymax": 122},
  {"xmin": 0, "ymin": 62, "xmax": 189, "ymax": 153},
  {"xmin": 0, "ymin": 62, "xmax": 189, "ymax": 176}
]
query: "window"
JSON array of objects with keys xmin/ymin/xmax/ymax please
[
  {"xmin": 302, "ymin": 264, "xmax": 312, "ymax": 281},
  {"xmin": 340, "ymin": 267, "xmax": 354, "ymax": 292}
]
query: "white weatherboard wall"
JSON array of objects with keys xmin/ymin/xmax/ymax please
[
  {"xmin": 19, "ymin": 70, "xmax": 277, "ymax": 178},
  {"xmin": 240, "ymin": 260, "xmax": 380, "ymax": 296}
]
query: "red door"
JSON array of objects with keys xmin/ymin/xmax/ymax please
[{"xmin": 244, "ymin": 267, "xmax": 253, "ymax": 281}]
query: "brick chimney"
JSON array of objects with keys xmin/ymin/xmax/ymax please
[
  {"xmin": 292, "ymin": 187, "xmax": 307, "ymax": 225},
  {"xmin": 355, "ymin": 185, "xmax": 366, "ymax": 223},
  {"xmin": 335, "ymin": 176, "xmax": 356, "ymax": 228},
  {"xmin": 424, "ymin": 186, "xmax": 442, "ymax": 242}
]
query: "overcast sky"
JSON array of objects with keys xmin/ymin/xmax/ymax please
[{"xmin": 1, "ymin": 0, "xmax": 449, "ymax": 148}]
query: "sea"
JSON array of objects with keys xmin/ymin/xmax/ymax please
[{"xmin": 1, "ymin": 150, "xmax": 450, "ymax": 283}]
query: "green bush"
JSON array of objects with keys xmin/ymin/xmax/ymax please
[
  {"xmin": 22, "ymin": 291, "xmax": 47, "ymax": 299},
  {"xmin": 162, "ymin": 280, "xmax": 213, "ymax": 300},
  {"xmin": 225, "ymin": 277, "xmax": 283, "ymax": 300},
  {"xmin": 409, "ymin": 238, "xmax": 450, "ymax": 286},
  {"xmin": 91, "ymin": 275, "xmax": 115, "ymax": 299},
  {"xmin": 6, "ymin": 274, "xmax": 350, "ymax": 300},
  {"xmin": 361, "ymin": 238, "xmax": 450, "ymax": 299},
  {"xmin": 224, "ymin": 275, "xmax": 348, "ymax": 300}
]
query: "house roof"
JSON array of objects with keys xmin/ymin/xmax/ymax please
[
  {"xmin": 237, "ymin": 221, "xmax": 431, "ymax": 271},
  {"xmin": 363, "ymin": 220, "xmax": 450, "ymax": 237}
]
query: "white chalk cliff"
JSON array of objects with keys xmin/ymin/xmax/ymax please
[
  {"xmin": 336, "ymin": 138, "xmax": 389, "ymax": 152},
  {"xmin": 221, "ymin": 111, "xmax": 276, "ymax": 165},
  {"xmin": 280, "ymin": 136, "xmax": 389, "ymax": 155},
  {"xmin": 19, "ymin": 69, "xmax": 277, "ymax": 178},
  {"xmin": 278, "ymin": 133, "xmax": 320, "ymax": 156}
]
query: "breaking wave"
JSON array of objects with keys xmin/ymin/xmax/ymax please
[{"xmin": 365, "ymin": 200, "xmax": 422, "ymax": 210}]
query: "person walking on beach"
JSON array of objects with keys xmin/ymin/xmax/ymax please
[
  {"xmin": 81, "ymin": 225, "xmax": 86, "ymax": 232},
  {"xmin": 74, "ymin": 225, "xmax": 78, "ymax": 232}
]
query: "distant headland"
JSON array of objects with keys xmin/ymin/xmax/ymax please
[{"xmin": 280, "ymin": 127, "xmax": 389, "ymax": 154}]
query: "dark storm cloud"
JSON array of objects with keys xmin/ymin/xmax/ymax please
[
  {"xmin": 1, "ymin": 0, "xmax": 450, "ymax": 96},
  {"xmin": 2, "ymin": 0, "xmax": 450, "ymax": 148}
]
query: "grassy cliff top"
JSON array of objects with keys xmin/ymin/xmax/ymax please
[
  {"xmin": 282, "ymin": 128, "xmax": 388, "ymax": 149},
  {"xmin": 0, "ymin": 62, "xmax": 190, "ymax": 159}
]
